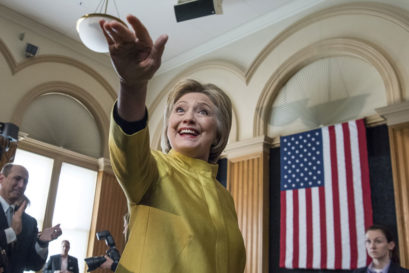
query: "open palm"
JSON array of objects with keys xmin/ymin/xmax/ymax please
[{"xmin": 99, "ymin": 15, "xmax": 168, "ymax": 86}]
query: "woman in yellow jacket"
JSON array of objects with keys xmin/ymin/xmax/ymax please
[{"xmin": 100, "ymin": 15, "xmax": 246, "ymax": 273}]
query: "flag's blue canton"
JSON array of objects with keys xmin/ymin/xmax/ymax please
[{"xmin": 280, "ymin": 128, "xmax": 325, "ymax": 191}]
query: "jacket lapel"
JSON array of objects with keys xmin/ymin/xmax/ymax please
[{"xmin": 0, "ymin": 203, "xmax": 9, "ymax": 229}]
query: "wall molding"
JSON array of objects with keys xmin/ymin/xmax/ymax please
[
  {"xmin": 224, "ymin": 135, "xmax": 273, "ymax": 160},
  {"xmin": 376, "ymin": 101, "xmax": 409, "ymax": 128},
  {"xmin": 18, "ymin": 133, "xmax": 99, "ymax": 171},
  {"xmin": 247, "ymin": 2, "xmax": 409, "ymax": 85},
  {"xmin": 253, "ymin": 37, "xmax": 401, "ymax": 137},
  {"xmin": 0, "ymin": 39, "xmax": 117, "ymax": 100},
  {"xmin": 98, "ymin": 157, "xmax": 113, "ymax": 174},
  {"xmin": 11, "ymin": 81, "xmax": 110, "ymax": 158}
]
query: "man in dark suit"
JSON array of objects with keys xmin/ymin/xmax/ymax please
[
  {"xmin": 43, "ymin": 240, "xmax": 79, "ymax": 273},
  {"xmin": 0, "ymin": 163, "xmax": 62, "ymax": 273}
]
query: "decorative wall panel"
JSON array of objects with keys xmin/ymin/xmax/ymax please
[{"xmin": 228, "ymin": 152, "xmax": 269, "ymax": 273}]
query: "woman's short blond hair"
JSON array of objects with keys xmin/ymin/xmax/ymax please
[{"xmin": 161, "ymin": 79, "xmax": 232, "ymax": 163}]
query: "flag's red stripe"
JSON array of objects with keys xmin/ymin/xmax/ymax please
[
  {"xmin": 329, "ymin": 125, "xmax": 342, "ymax": 269},
  {"xmin": 319, "ymin": 185, "xmax": 327, "ymax": 269},
  {"xmin": 356, "ymin": 119, "xmax": 373, "ymax": 266},
  {"xmin": 280, "ymin": 191, "xmax": 287, "ymax": 267},
  {"xmin": 293, "ymin": 190, "xmax": 300, "ymax": 268},
  {"xmin": 280, "ymin": 119, "xmax": 373, "ymax": 270},
  {"xmin": 357, "ymin": 119, "xmax": 372, "ymax": 228},
  {"xmin": 306, "ymin": 188, "xmax": 313, "ymax": 268},
  {"xmin": 343, "ymin": 122, "xmax": 358, "ymax": 269}
]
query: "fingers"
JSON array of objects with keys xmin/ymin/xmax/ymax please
[
  {"xmin": 16, "ymin": 200, "xmax": 27, "ymax": 216},
  {"xmin": 152, "ymin": 34, "xmax": 168, "ymax": 60},
  {"xmin": 100, "ymin": 19, "xmax": 133, "ymax": 45},
  {"xmin": 127, "ymin": 15, "xmax": 153, "ymax": 46},
  {"xmin": 148, "ymin": 34, "xmax": 168, "ymax": 69},
  {"xmin": 99, "ymin": 20, "xmax": 114, "ymax": 45},
  {"xmin": 101, "ymin": 14, "xmax": 166, "ymax": 60},
  {"xmin": 40, "ymin": 224, "xmax": 62, "ymax": 241},
  {"xmin": 52, "ymin": 224, "xmax": 62, "ymax": 238},
  {"xmin": 11, "ymin": 205, "xmax": 24, "ymax": 234}
]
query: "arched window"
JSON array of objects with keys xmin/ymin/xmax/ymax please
[
  {"xmin": 268, "ymin": 56, "xmax": 386, "ymax": 138},
  {"xmin": 20, "ymin": 92, "xmax": 103, "ymax": 158},
  {"xmin": 14, "ymin": 92, "xmax": 105, "ymax": 273}
]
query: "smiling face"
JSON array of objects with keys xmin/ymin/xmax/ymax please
[
  {"xmin": 365, "ymin": 229, "xmax": 395, "ymax": 263},
  {"xmin": 0, "ymin": 165, "xmax": 29, "ymax": 204},
  {"xmin": 167, "ymin": 92, "xmax": 218, "ymax": 161}
]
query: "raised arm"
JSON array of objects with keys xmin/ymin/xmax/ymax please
[{"xmin": 99, "ymin": 15, "xmax": 168, "ymax": 122}]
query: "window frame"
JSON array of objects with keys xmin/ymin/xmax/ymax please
[{"xmin": 16, "ymin": 134, "xmax": 101, "ymax": 273}]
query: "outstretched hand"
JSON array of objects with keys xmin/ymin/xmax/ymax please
[
  {"xmin": 99, "ymin": 15, "xmax": 168, "ymax": 87},
  {"xmin": 39, "ymin": 224, "xmax": 62, "ymax": 242}
]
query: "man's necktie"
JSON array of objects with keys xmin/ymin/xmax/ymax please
[{"xmin": 6, "ymin": 206, "xmax": 14, "ymax": 226}]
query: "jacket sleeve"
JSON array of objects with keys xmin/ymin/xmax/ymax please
[
  {"xmin": 109, "ymin": 109, "xmax": 159, "ymax": 204},
  {"xmin": 22, "ymin": 216, "xmax": 47, "ymax": 271},
  {"xmin": 0, "ymin": 205, "xmax": 9, "ymax": 251},
  {"xmin": 72, "ymin": 257, "xmax": 79, "ymax": 273},
  {"xmin": 43, "ymin": 256, "xmax": 54, "ymax": 273},
  {"xmin": 0, "ymin": 230, "xmax": 7, "ymax": 251}
]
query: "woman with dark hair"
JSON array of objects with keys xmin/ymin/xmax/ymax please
[{"xmin": 354, "ymin": 224, "xmax": 409, "ymax": 273}]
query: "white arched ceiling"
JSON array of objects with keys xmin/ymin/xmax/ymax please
[
  {"xmin": 267, "ymin": 56, "xmax": 385, "ymax": 138},
  {"xmin": 21, "ymin": 92, "xmax": 103, "ymax": 158},
  {"xmin": 254, "ymin": 38, "xmax": 401, "ymax": 137}
]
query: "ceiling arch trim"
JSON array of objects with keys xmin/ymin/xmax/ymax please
[
  {"xmin": 10, "ymin": 81, "xmax": 110, "ymax": 158},
  {"xmin": 0, "ymin": 39, "xmax": 17, "ymax": 75},
  {"xmin": 253, "ymin": 37, "xmax": 401, "ymax": 137},
  {"xmin": 246, "ymin": 2, "xmax": 409, "ymax": 85},
  {"xmin": 149, "ymin": 59, "xmax": 245, "ymax": 116},
  {"xmin": 0, "ymin": 39, "xmax": 117, "ymax": 100}
]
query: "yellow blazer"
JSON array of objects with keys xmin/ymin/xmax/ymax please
[{"xmin": 109, "ymin": 117, "xmax": 246, "ymax": 273}]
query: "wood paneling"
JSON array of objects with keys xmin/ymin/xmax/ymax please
[
  {"xmin": 228, "ymin": 152, "xmax": 269, "ymax": 273},
  {"xmin": 377, "ymin": 102, "xmax": 409, "ymax": 266},
  {"xmin": 87, "ymin": 170, "xmax": 127, "ymax": 272},
  {"xmin": 388, "ymin": 125, "xmax": 409, "ymax": 267}
]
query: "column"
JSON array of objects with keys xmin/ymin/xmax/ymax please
[
  {"xmin": 376, "ymin": 101, "xmax": 409, "ymax": 267},
  {"xmin": 224, "ymin": 136, "xmax": 272, "ymax": 273},
  {"xmin": 87, "ymin": 158, "xmax": 128, "ymax": 267}
]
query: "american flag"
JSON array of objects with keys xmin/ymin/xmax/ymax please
[{"xmin": 279, "ymin": 119, "xmax": 373, "ymax": 270}]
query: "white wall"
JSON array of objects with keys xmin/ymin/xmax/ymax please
[{"xmin": 1, "ymin": 0, "xmax": 409, "ymax": 155}]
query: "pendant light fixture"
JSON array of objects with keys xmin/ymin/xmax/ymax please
[{"xmin": 76, "ymin": 0, "xmax": 125, "ymax": 53}]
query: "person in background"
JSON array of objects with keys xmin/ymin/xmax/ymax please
[
  {"xmin": 0, "ymin": 163, "xmax": 62, "ymax": 273},
  {"xmin": 100, "ymin": 15, "xmax": 246, "ymax": 273},
  {"xmin": 354, "ymin": 224, "xmax": 409, "ymax": 273},
  {"xmin": 43, "ymin": 240, "xmax": 79, "ymax": 273}
]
